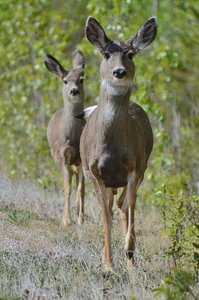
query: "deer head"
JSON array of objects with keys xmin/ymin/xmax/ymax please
[
  {"xmin": 44, "ymin": 50, "xmax": 85, "ymax": 103},
  {"xmin": 85, "ymin": 17, "xmax": 157, "ymax": 89}
]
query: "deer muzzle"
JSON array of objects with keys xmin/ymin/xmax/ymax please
[
  {"xmin": 70, "ymin": 87, "xmax": 80, "ymax": 96},
  {"xmin": 113, "ymin": 68, "xmax": 127, "ymax": 79}
]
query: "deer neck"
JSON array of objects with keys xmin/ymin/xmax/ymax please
[
  {"xmin": 63, "ymin": 97, "xmax": 84, "ymax": 119},
  {"xmin": 98, "ymin": 80, "xmax": 132, "ymax": 122}
]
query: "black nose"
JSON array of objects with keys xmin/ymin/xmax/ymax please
[
  {"xmin": 113, "ymin": 68, "xmax": 127, "ymax": 79},
  {"xmin": 70, "ymin": 88, "xmax": 80, "ymax": 96}
]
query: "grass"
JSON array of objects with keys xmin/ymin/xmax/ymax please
[
  {"xmin": 1, "ymin": 207, "xmax": 58, "ymax": 226},
  {"xmin": 0, "ymin": 174, "xmax": 171, "ymax": 299}
]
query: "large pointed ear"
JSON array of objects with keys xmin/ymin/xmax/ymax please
[
  {"xmin": 72, "ymin": 50, "xmax": 85, "ymax": 69},
  {"xmin": 85, "ymin": 16, "xmax": 111, "ymax": 53},
  {"xmin": 44, "ymin": 54, "xmax": 68, "ymax": 78},
  {"xmin": 127, "ymin": 17, "xmax": 157, "ymax": 52}
]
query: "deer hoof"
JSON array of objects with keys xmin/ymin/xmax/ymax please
[
  {"xmin": 104, "ymin": 263, "xmax": 113, "ymax": 272},
  {"xmin": 126, "ymin": 251, "xmax": 135, "ymax": 266},
  {"xmin": 77, "ymin": 215, "xmax": 84, "ymax": 225},
  {"xmin": 60, "ymin": 219, "xmax": 72, "ymax": 230}
]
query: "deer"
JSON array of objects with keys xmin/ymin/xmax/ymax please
[
  {"xmin": 80, "ymin": 17, "xmax": 157, "ymax": 270},
  {"xmin": 44, "ymin": 50, "xmax": 85, "ymax": 229}
]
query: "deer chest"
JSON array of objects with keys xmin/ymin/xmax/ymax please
[{"xmin": 97, "ymin": 150, "xmax": 135, "ymax": 188}]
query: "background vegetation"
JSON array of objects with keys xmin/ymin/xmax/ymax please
[{"xmin": 0, "ymin": 0, "xmax": 198, "ymax": 299}]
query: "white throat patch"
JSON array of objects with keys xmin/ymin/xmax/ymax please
[
  {"xmin": 104, "ymin": 101, "xmax": 117, "ymax": 119},
  {"xmin": 102, "ymin": 80, "xmax": 133, "ymax": 96}
]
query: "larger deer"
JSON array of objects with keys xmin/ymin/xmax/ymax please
[
  {"xmin": 44, "ymin": 50, "xmax": 85, "ymax": 228},
  {"xmin": 80, "ymin": 17, "xmax": 157, "ymax": 270}
]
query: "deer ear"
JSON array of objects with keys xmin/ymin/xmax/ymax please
[
  {"xmin": 72, "ymin": 50, "xmax": 85, "ymax": 69},
  {"xmin": 127, "ymin": 17, "xmax": 157, "ymax": 52},
  {"xmin": 44, "ymin": 54, "xmax": 68, "ymax": 78},
  {"xmin": 85, "ymin": 16, "xmax": 111, "ymax": 52}
]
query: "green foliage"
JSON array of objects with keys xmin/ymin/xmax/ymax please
[
  {"xmin": 0, "ymin": 292, "xmax": 23, "ymax": 300},
  {"xmin": 154, "ymin": 270, "xmax": 198, "ymax": 300},
  {"xmin": 7, "ymin": 209, "xmax": 31, "ymax": 226},
  {"xmin": 146, "ymin": 173, "xmax": 199, "ymax": 298},
  {"xmin": 1, "ymin": 206, "xmax": 58, "ymax": 226},
  {"xmin": 155, "ymin": 186, "xmax": 198, "ymax": 269},
  {"xmin": 0, "ymin": 0, "xmax": 198, "ymax": 188}
]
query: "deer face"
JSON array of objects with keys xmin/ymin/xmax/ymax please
[
  {"xmin": 62, "ymin": 68, "xmax": 84, "ymax": 102},
  {"xmin": 100, "ymin": 43, "xmax": 135, "ymax": 88},
  {"xmin": 85, "ymin": 17, "xmax": 157, "ymax": 89},
  {"xmin": 44, "ymin": 50, "xmax": 85, "ymax": 103}
]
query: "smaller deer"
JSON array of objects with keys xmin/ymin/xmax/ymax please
[
  {"xmin": 44, "ymin": 50, "xmax": 85, "ymax": 228},
  {"xmin": 80, "ymin": 17, "xmax": 157, "ymax": 270}
]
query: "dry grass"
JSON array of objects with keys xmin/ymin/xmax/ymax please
[{"xmin": 0, "ymin": 173, "xmax": 169, "ymax": 299}]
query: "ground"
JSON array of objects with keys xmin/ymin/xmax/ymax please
[{"xmin": 0, "ymin": 174, "xmax": 169, "ymax": 300}]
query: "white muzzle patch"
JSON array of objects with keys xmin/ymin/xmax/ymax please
[{"xmin": 102, "ymin": 80, "xmax": 133, "ymax": 96}]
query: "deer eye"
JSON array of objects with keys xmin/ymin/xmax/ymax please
[
  {"xmin": 79, "ymin": 77, "xmax": 84, "ymax": 84},
  {"xmin": 63, "ymin": 79, "xmax": 68, "ymax": 85},
  {"xmin": 127, "ymin": 50, "xmax": 134, "ymax": 60},
  {"xmin": 104, "ymin": 52, "xmax": 110, "ymax": 60}
]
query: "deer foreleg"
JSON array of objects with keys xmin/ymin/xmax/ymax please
[
  {"xmin": 125, "ymin": 172, "xmax": 138, "ymax": 266},
  {"xmin": 107, "ymin": 188, "xmax": 114, "ymax": 216},
  {"xmin": 76, "ymin": 165, "xmax": 85, "ymax": 225},
  {"xmin": 117, "ymin": 187, "xmax": 128, "ymax": 235},
  {"xmin": 61, "ymin": 164, "xmax": 72, "ymax": 229},
  {"xmin": 90, "ymin": 165, "xmax": 112, "ymax": 271}
]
